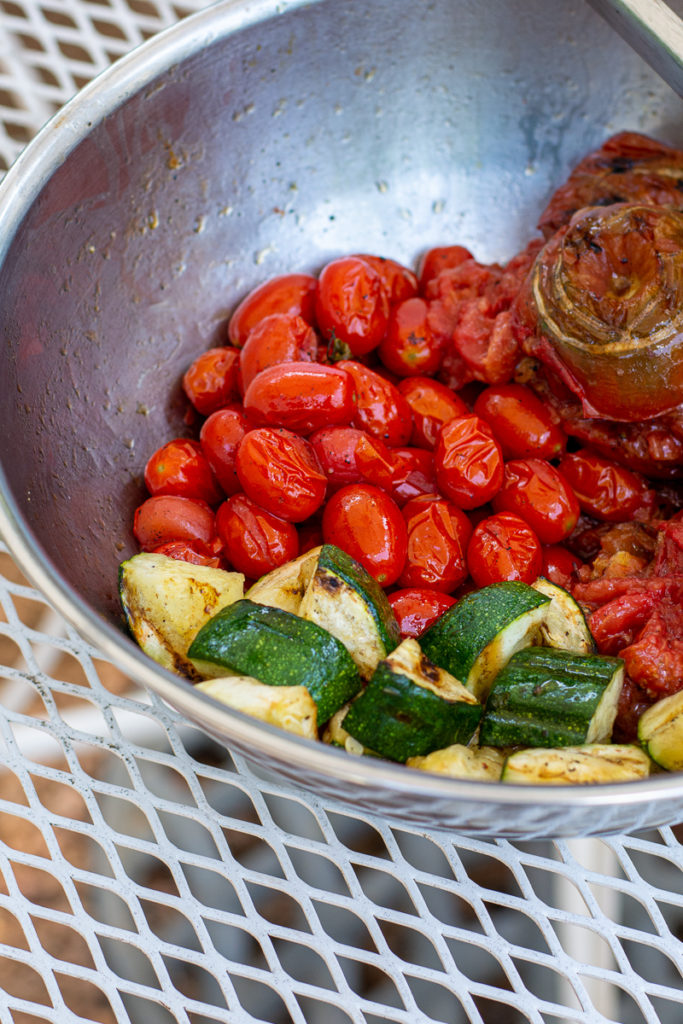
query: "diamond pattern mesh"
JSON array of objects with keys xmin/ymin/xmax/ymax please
[{"xmin": 1, "ymin": 3, "xmax": 683, "ymax": 1022}]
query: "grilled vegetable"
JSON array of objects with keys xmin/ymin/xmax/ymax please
[
  {"xmin": 420, "ymin": 581, "xmax": 550, "ymax": 700},
  {"xmin": 531, "ymin": 578, "xmax": 595, "ymax": 654},
  {"xmin": 322, "ymin": 703, "xmax": 374, "ymax": 756},
  {"xmin": 119, "ymin": 552, "xmax": 244, "ymax": 679},
  {"xmin": 501, "ymin": 744, "xmax": 652, "ymax": 784},
  {"xmin": 342, "ymin": 638, "xmax": 482, "ymax": 762},
  {"xmin": 638, "ymin": 690, "xmax": 683, "ymax": 771},
  {"xmin": 196, "ymin": 676, "xmax": 317, "ymax": 739},
  {"xmin": 246, "ymin": 546, "xmax": 321, "ymax": 614},
  {"xmin": 407, "ymin": 744, "xmax": 506, "ymax": 781},
  {"xmin": 187, "ymin": 599, "xmax": 361, "ymax": 724},
  {"xmin": 479, "ymin": 647, "xmax": 623, "ymax": 749}
]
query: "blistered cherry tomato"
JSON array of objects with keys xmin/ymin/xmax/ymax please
[
  {"xmin": 235, "ymin": 427, "xmax": 327, "ymax": 523},
  {"xmin": 315, "ymin": 257, "xmax": 389, "ymax": 356},
  {"xmin": 389, "ymin": 588, "xmax": 457, "ymax": 638},
  {"xmin": 151, "ymin": 540, "xmax": 222, "ymax": 569},
  {"xmin": 243, "ymin": 361, "xmax": 355, "ymax": 435},
  {"xmin": 558, "ymin": 451, "xmax": 647, "ymax": 523},
  {"xmin": 322, "ymin": 483, "xmax": 407, "ymax": 585},
  {"xmin": 492, "ymin": 458, "xmax": 579, "ymax": 544},
  {"xmin": 398, "ymin": 497, "xmax": 470, "ymax": 592},
  {"xmin": 144, "ymin": 438, "xmax": 223, "ymax": 506},
  {"xmin": 378, "ymin": 297, "xmax": 445, "ymax": 377},
  {"xmin": 353, "ymin": 254, "xmax": 419, "ymax": 305},
  {"xmin": 473, "ymin": 383, "xmax": 566, "ymax": 460},
  {"xmin": 309, "ymin": 426, "xmax": 370, "ymax": 489},
  {"xmin": 542, "ymin": 544, "xmax": 582, "ymax": 587},
  {"xmin": 418, "ymin": 245, "xmax": 473, "ymax": 292},
  {"xmin": 199, "ymin": 407, "xmax": 248, "ymax": 496},
  {"xmin": 134, "ymin": 495, "xmax": 216, "ymax": 551},
  {"xmin": 182, "ymin": 347, "xmax": 240, "ymax": 416},
  {"xmin": 397, "ymin": 377, "xmax": 468, "ymax": 449},
  {"xmin": 239, "ymin": 313, "xmax": 318, "ymax": 391},
  {"xmin": 434, "ymin": 414, "xmax": 504, "ymax": 509},
  {"xmin": 228, "ymin": 273, "xmax": 318, "ymax": 348},
  {"xmin": 337, "ymin": 359, "xmax": 413, "ymax": 446},
  {"xmin": 388, "ymin": 447, "xmax": 437, "ymax": 506},
  {"xmin": 467, "ymin": 511, "xmax": 543, "ymax": 586},
  {"xmin": 216, "ymin": 493, "xmax": 298, "ymax": 577}
]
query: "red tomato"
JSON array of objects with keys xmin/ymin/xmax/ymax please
[
  {"xmin": 492, "ymin": 458, "xmax": 580, "ymax": 544},
  {"xmin": 322, "ymin": 483, "xmax": 407, "ymax": 586},
  {"xmin": 542, "ymin": 544, "xmax": 582, "ymax": 588},
  {"xmin": 239, "ymin": 313, "xmax": 318, "ymax": 391},
  {"xmin": 243, "ymin": 361, "xmax": 355, "ymax": 435},
  {"xmin": 397, "ymin": 377, "xmax": 468, "ymax": 449},
  {"xmin": 388, "ymin": 588, "xmax": 457, "ymax": 638},
  {"xmin": 215, "ymin": 493, "xmax": 299, "ymax": 578},
  {"xmin": 378, "ymin": 297, "xmax": 445, "ymax": 377},
  {"xmin": 182, "ymin": 347, "xmax": 240, "ymax": 416},
  {"xmin": 315, "ymin": 257, "xmax": 389, "ymax": 356},
  {"xmin": 227, "ymin": 273, "xmax": 318, "ymax": 347},
  {"xmin": 235, "ymin": 427, "xmax": 327, "ymax": 523},
  {"xmin": 134, "ymin": 495, "xmax": 216, "ymax": 551},
  {"xmin": 309, "ymin": 426, "xmax": 369, "ymax": 489},
  {"xmin": 353, "ymin": 254, "xmax": 419, "ymax": 305},
  {"xmin": 144, "ymin": 438, "xmax": 223, "ymax": 506},
  {"xmin": 558, "ymin": 450, "xmax": 647, "ymax": 523},
  {"xmin": 473, "ymin": 383, "xmax": 566, "ymax": 460},
  {"xmin": 467, "ymin": 511, "xmax": 543, "ymax": 586},
  {"xmin": 398, "ymin": 497, "xmax": 470, "ymax": 592},
  {"xmin": 388, "ymin": 447, "xmax": 437, "ymax": 507},
  {"xmin": 199, "ymin": 407, "xmax": 248, "ymax": 496},
  {"xmin": 434, "ymin": 414, "xmax": 504, "ymax": 509},
  {"xmin": 418, "ymin": 245, "xmax": 473, "ymax": 292},
  {"xmin": 337, "ymin": 359, "xmax": 413, "ymax": 446},
  {"xmin": 151, "ymin": 540, "xmax": 222, "ymax": 569},
  {"xmin": 402, "ymin": 494, "xmax": 474, "ymax": 548}
]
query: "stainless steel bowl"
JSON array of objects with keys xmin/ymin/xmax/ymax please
[{"xmin": 1, "ymin": 0, "xmax": 682, "ymax": 838}]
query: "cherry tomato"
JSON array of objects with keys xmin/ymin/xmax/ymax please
[
  {"xmin": 134, "ymin": 495, "xmax": 216, "ymax": 551},
  {"xmin": 402, "ymin": 494, "xmax": 474, "ymax": 547},
  {"xmin": 199, "ymin": 407, "xmax": 248, "ymax": 496},
  {"xmin": 397, "ymin": 377, "xmax": 468, "ymax": 449},
  {"xmin": 418, "ymin": 245, "xmax": 473, "ymax": 292},
  {"xmin": 239, "ymin": 313, "xmax": 318, "ymax": 391},
  {"xmin": 309, "ymin": 426, "xmax": 370, "ymax": 489},
  {"xmin": 378, "ymin": 297, "xmax": 445, "ymax": 377},
  {"xmin": 388, "ymin": 447, "xmax": 437, "ymax": 507},
  {"xmin": 558, "ymin": 450, "xmax": 648, "ymax": 523},
  {"xmin": 151, "ymin": 540, "xmax": 222, "ymax": 569},
  {"xmin": 315, "ymin": 257, "xmax": 389, "ymax": 356},
  {"xmin": 235, "ymin": 427, "xmax": 327, "ymax": 523},
  {"xmin": 228, "ymin": 273, "xmax": 318, "ymax": 348},
  {"xmin": 388, "ymin": 588, "xmax": 457, "ymax": 638},
  {"xmin": 434, "ymin": 414, "xmax": 504, "ymax": 509},
  {"xmin": 542, "ymin": 544, "xmax": 582, "ymax": 587},
  {"xmin": 322, "ymin": 483, "xmax": 407, "ymax": 586},
  {"xmin": 492, "ymin": 458, "xmax": 580, "ymax": 544},
  {"xmin": 243, "ymin": 361, "xmax": 355, "ymax": 435},
  {"xmin": 473, "ymin": 383, "xmax": 566, "ymax": 460},
  {"xmin": 467, "ymin": 511, "xmax": 543, "ymax": 586},
  {"xmin": 216, "ymin": 493, "xmax": 299, "ymax": 578},
  {"xmin": 337, "ymin": 359, "xmax": 413, "ymax": 446},
  {"xmin": 144, "ymin": 438, "xmax": 223, "ymax": 506},
  {"xmin": 353, "ymin": 254, "xmax": 419, "ymax": 305},
  {"xmin": 398, "ymin": 497, "xmax": 470, "ymax": 592},
  {"xmin": 182, "ymin": 347, "xmax": 240, "ymax": 416}
]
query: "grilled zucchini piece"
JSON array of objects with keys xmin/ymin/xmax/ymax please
[
  {"xmin": 420, "ymin": 581, "xmax": 550, "ymax": 700},
  {"xmin": 342, "ymin": 638, "xmax": 482, "ymax": 762},
  {"xmin": 501, "ymin": 744, "xmax": 652, "ymax": 784},
  {"xmin": 187, "ymin": 599, "xmax": 361, "ymax": 724},
  {"xmin": 407, "ymin": 744, "xmax": 506, "ymax": 781},
  {"xmin": 246, "ymin": 546, "xmax": 321, "ymax": 614},
  {"xmin": 119, "ymin": 552, "xmax": 244, "ymax": 679},
  {"xmin": 638, "ymin": 690, "xmax": 683, "ymax": 771},
  {"xmin": 196, "ymin": 676, "xmax": 318, "ymax": 739},
  {"xmin": 322, "ymin": 703, "xmax": 375, "ymax": 756},
  {"xmin": 532, "ymin": 577, "xmax": 595, "ymax": 653},
  {"xmin": 479, "ymin": 646, "xmax": 624, "ymax": 749},
  {"xmin": 299, "ymin": 544, "xmax": 400, "ymax": 678}
]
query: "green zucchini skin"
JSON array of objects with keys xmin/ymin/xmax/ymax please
[
  {"xmin": 316, "ymin": 544, "xmax": 400, "ymax": 655},
  {"xmin": 187, "ymin": 599, "xmax": 361, "ymax": 724},
  {"xmin": 479, "ymin": 646, "xmax": 624, "ymax": 749}
]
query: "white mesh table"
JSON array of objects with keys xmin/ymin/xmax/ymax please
[{"xmin": 0, "ymin": 4, "xmax": 683, "ymax": 1023}]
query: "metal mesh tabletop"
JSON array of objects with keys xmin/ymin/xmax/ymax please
[{"xmin": 0, "ymin": 3, "xmax": 683, "ymax": 1022}]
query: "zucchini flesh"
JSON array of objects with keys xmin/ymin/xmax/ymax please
[
  {"xmin": 479, "ymin": 646, "xmax": 624, "ymax": 749},
  {"xmin": 196, "ymin": 676, "xmax": 318, "ymax": 739},
  {"xmin": 187, "ymin": 599, "xmax": 361, "ymax": 724},
  {"xmin": 502, "ymin": 744, "xmax": 652, "ymax": 784},
  {"xmin": 420, "ymin": 581, "xmax": 550, "ymax": 700},
  {"xmin": 407, "ymin": 744, "xmax": 506, "ymax": 781},
  {"xmin": 638, "ymin": 690, "xmax": 683, "ymax": 771},
  {"xmin": 246, "ymin": 546, "xmax": 321, "ymax": 614},
  {"xmin": 532, "ymin": 577, "xmax": 595, "ymax": 654}
]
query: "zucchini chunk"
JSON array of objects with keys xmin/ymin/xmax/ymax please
[
  {"xmin": 479, "ymin": 647, "xmax": 624, "ymax": 749},
  {"xmin": 187, "ymin": 599, "xmax": 361, "ymax": 724},
  {"xmin": 501, "ymin": 744, "xmax": 652, "ymax": 785},
  {"xmin": 342, "ymin": 638, "xmax": 482, "ymax": 762},
  {"xmin": 532, "ymin": 577, "xmax": 595, "ymax": 653},
  {"xmin": 638, "ymin": 690, "xmax": 683, "ymax": 771},
  {"xmin": 246, "ymin": 546, "xmax": 321, "ymax": 614},
  {"xmin": 407, "ymin": 744, "xmax": 506, "ymax": 781},
  {"xmin": 119, "ymin": 552, "xmax": 244, "ymax": 679},
  {"xmin": 322, "ymin": 703, "xmax": 375, "ymax": 756},
  {"xmin": 299, "ymin": 544, "xmax": 400, "ymax": 679},
  {"xmin": 420, "ymin": 581, "xmax": 550, "ymax": 700},
  {"xmin": 196, "ymin": 676, "xmax": 318, "ymax": 739}
]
